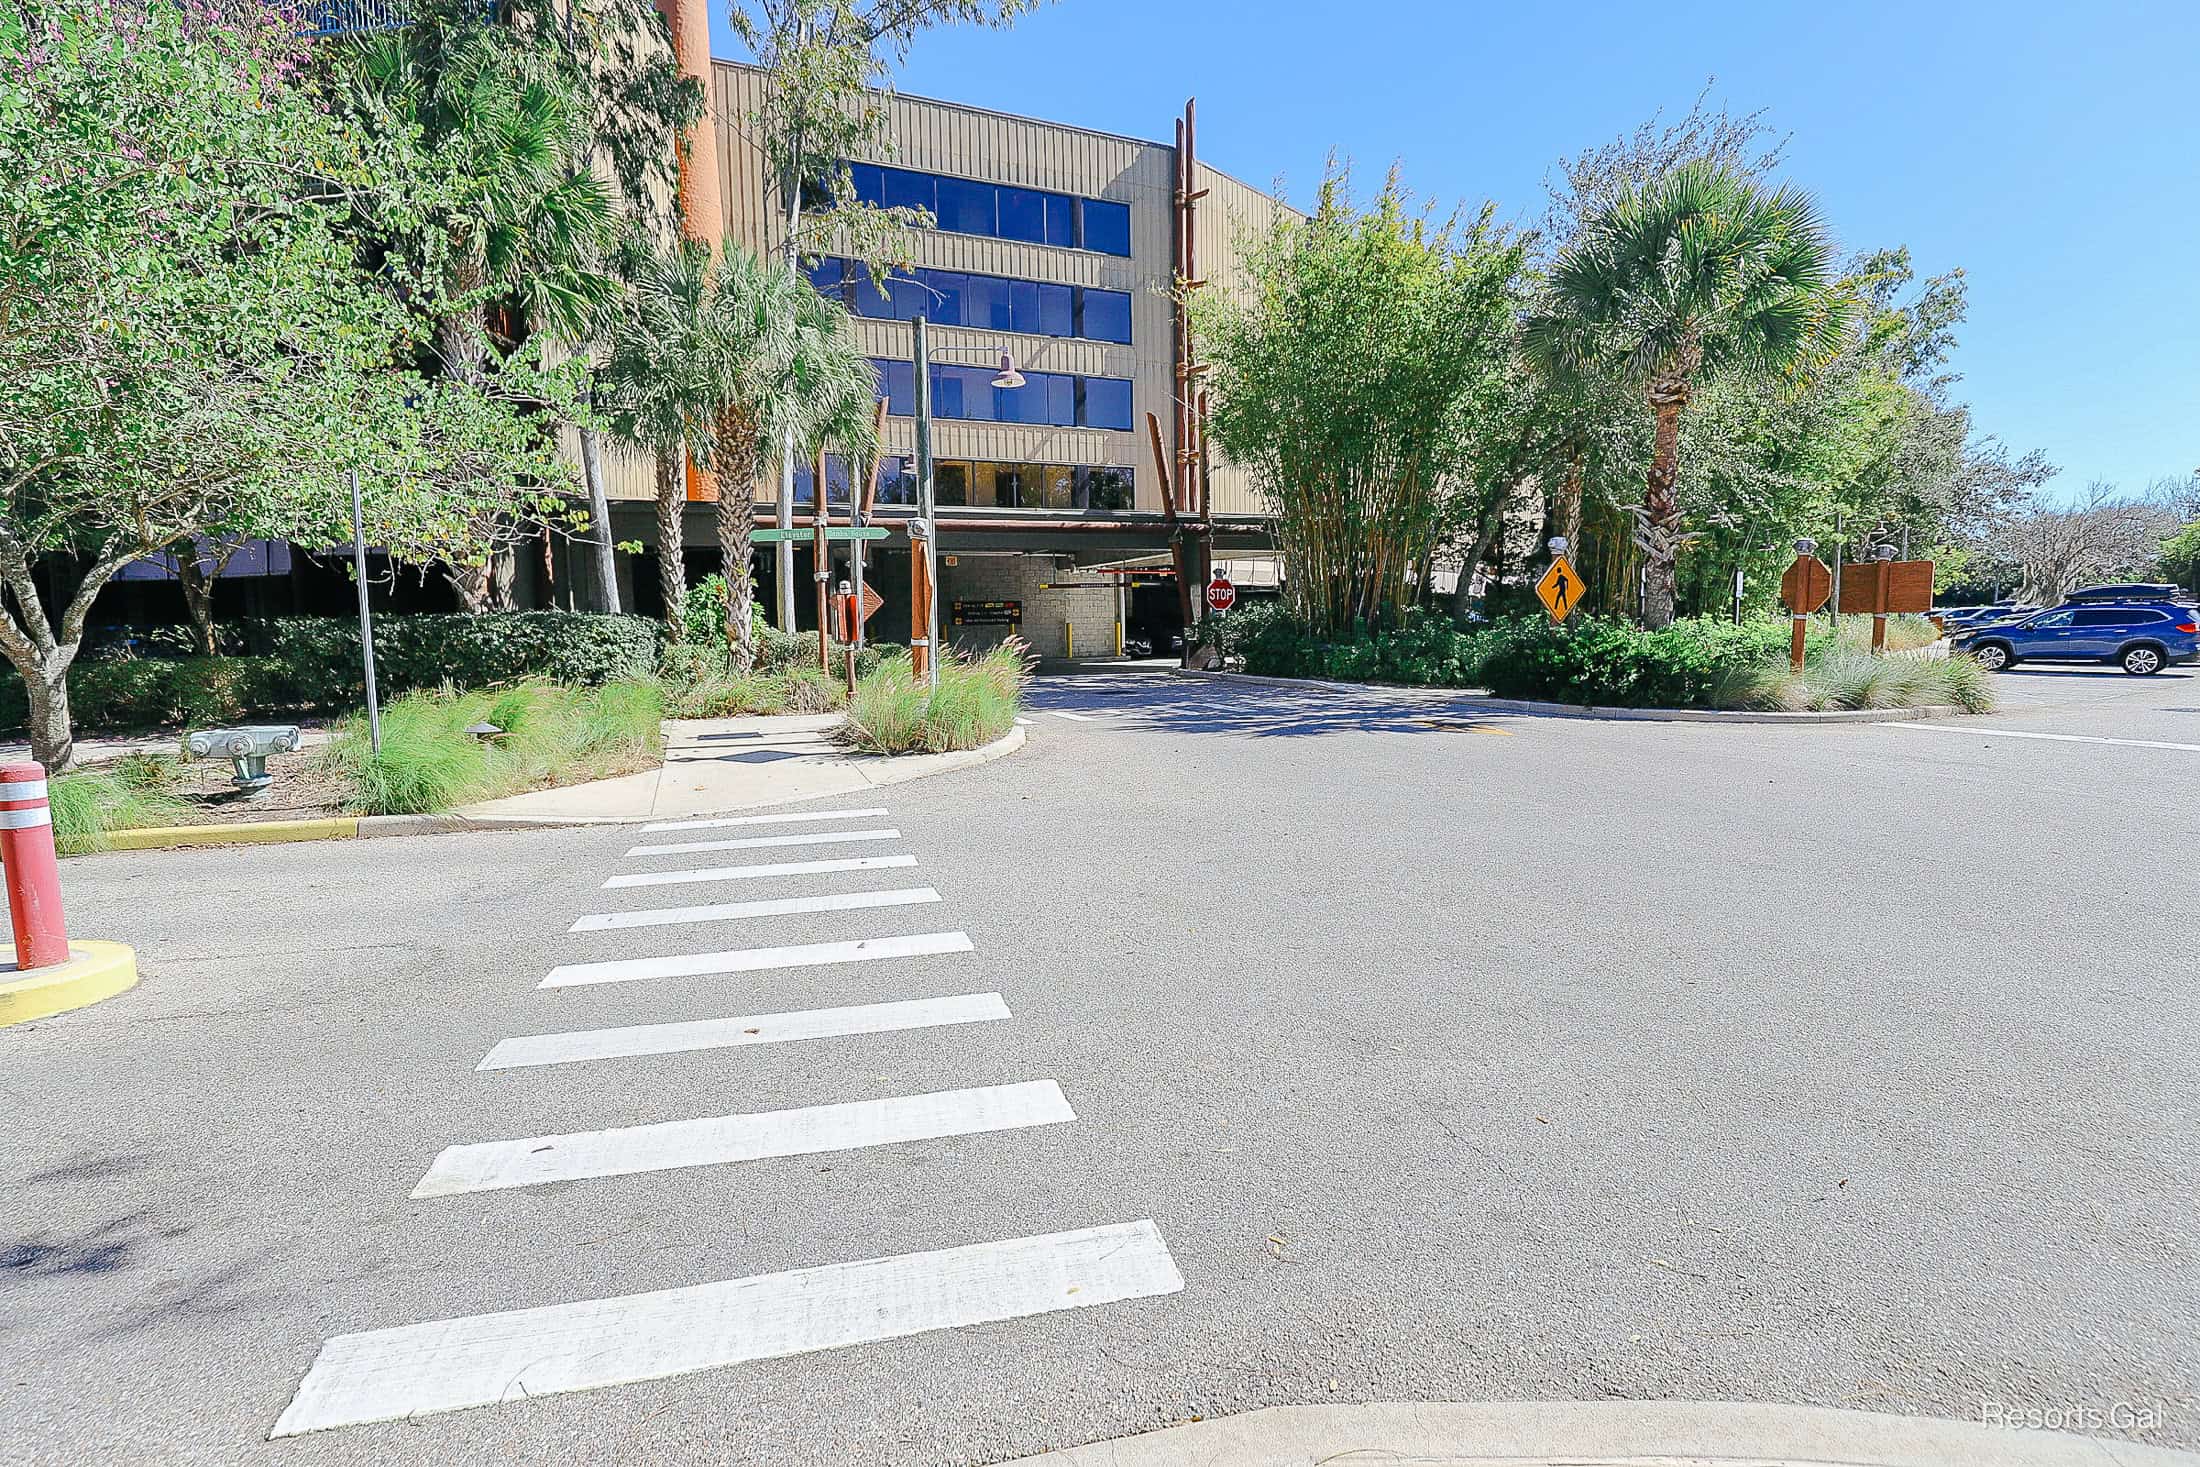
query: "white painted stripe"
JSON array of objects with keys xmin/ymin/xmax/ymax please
[
  {"xmin": 569, "ymin": 886, "xmax": 939, "ymax": 933},
  {"xmin": 640, "ymin": 806, "xmax": 888, "ymax": 834},
  {"xmin": 1888, "ymin": 722, "xmax": 2200, "ymax": 754},
  {"xmin": 477, "ymin": 992, "xmax": 1011, "ymax": 1071},
  {"xmin": 0, "ymin": 778, "xmax": 48, "ymax": 800},
  {"xmin": 1047, "ymin": 710, "xmax": 1097, "ymax": 722},
  {"xmin": 626, "ymin": 828, "xmax": 898, "ymax": 858},
  {"xmin": 410, "ymin": 1080, "xmax": 1073, "ymax": 1197},
  {"xmin": 270, "ymin": 1220, "xmax": 1182, "ymax": 1437},
  {"xmin": 0, "ymin": 806, "xmax": 52, "ymax": 829},
  {"xmin": 539, "ymin": 930, "xmax": 971, "ymax": 989},
  {"xmin": 603, "ymin": 854, "xmax": 916, "ymax": 890}
]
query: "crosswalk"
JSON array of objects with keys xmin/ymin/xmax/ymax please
[{"xmin": 271, "ymin": 806, "xmax": 1182, "ymax": 1439}]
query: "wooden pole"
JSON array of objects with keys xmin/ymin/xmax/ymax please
[
  {"xmin": 1791, "ymin": 614, "xmax": 1808, "ymax": 673},
  {"xmin": 814, "ymin": 447, "xmax": 830, "ymax": 673}
]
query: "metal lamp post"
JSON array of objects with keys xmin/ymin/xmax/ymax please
[{"xmin": 909, "ymin": 315, "xmax": 1023, "ymax": 693}]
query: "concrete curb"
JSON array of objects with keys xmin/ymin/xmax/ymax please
[
  {"xmin": 1170, "ymin": 668, "xmax": 1972, "ymax": 724},
  {"xmin": 78, "ymin": 724, "xmax": 1029, "ymax": 850},
  {"xmin": 994, "ymin": 1400, "xmax": 2198, "ymax": 1467},
  {"xmin": 0, "ymin": 939, "xmax": 138, "ymax": 1027}
]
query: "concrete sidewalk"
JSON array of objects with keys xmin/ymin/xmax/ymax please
[
  {"xmin": 1002, "ymin": 1401, "xmax": 2198, "ymax": 1466},
  {"xmin": 453, "ymin": 714, "xmax": 1023, "ymax": 823}
]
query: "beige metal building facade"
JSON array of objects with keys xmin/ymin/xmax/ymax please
[{"xmin": 599, "ymin": 64, "xmax": 1292, "ymax": 653}]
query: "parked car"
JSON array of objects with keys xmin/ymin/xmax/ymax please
[
  {"xmin": 2061, "ymin": 582, "xmax": 2190, "ymax": 604},
  {"xmin": 1951, "ymin": 599, "xmax": 2200, "ymax": 674},
  {"xmin": 1936, "ymin": 602, "xmax": 2033, "ymax": 629}
]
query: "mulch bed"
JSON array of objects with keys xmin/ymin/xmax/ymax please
[{"xmin": 155, "ymin": 752, "xmax": 354, "ymax": 825}]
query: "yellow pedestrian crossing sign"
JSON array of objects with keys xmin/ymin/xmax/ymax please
[{"xmin": 1536, "ymin": 556, "xmax": 1584, "ymax": 622}]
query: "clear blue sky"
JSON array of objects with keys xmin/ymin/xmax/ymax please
[{"xmin": 710, "ymin": 0, "xmax": 2198, "ymax": 503}]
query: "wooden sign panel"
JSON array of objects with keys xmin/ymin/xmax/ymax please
[
  {"xmin": 1836, "ymin": 560, "xmax": 1935, "ymax": 615},
  {"xmin": 1780, "ymin": 556, "xmax": 1832, "ymax": 614}
]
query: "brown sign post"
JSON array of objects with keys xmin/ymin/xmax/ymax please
[
  {"xmin": 1780, "ymin": 540, "xmax": 1833, "ymax": 672},
  {"xmin": 1837, "ymin": 549, "xmax": 1935, "ymax": 652}
]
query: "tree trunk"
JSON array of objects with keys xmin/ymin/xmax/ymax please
[
  {"xmin": 18, "ymin": 654, "xmax": 76, "ymax": 773},
  {"xmin": 656, "ymin": 449, "xmax": 686, "ymax": 637},
  {"xmin": 715, "ymin": 421, "xmax": 759, "ymax": 674},
  {"xmin": 1640, "ymin": 377, "xmax": 1691, "ymax": 629},
  {"xmin": 1556, "ymin": 446, "xmax": 1585, "ymax": 560},
  {"xmin": 176, "ymin": 548, "xmax": 218, "ymax": 656},
  {"xmin": 579, "ymin": 426, "xmax": 620, "ymax": 614}
]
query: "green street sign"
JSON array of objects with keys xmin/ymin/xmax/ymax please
[{"xmin": 750, "ymin": 526, "xmax": 893, "ymax": 544}]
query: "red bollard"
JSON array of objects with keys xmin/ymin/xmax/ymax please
[{"xmin": 0, "ymin": 761, "xmax": 68, "ymax": 970}]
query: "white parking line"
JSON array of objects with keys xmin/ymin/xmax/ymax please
[
  {"xmin": 604, "ymin": 854, "xmax": 916, "ymax": 890},
  {"xmin": 475, "ymin": 993, "xmax": 1012, "ymax": 1071},
  {"xmin": 1888, "ymin": 722, "xmax": 2200, "ymax": 754},
  {"xmin": 626, "ymin": 828, "xmax": 899, "ymax": 858},
  {"xmin": 640, "ymin": 807, "xmax": 889, "ymax": 833},
  {"xmin": 568, "ymin": 886, "xmax": 940, "ymax": 933},
  {"xmin": 410, "ymin": 1080, "xmax": 1075, "ymax": 1197},
  {"xmin": 1046, "ymin": 710, "xmax": 1097, "ymax": 722},
  {"xmin": 271, "ymin": 1220, "xmax": 1183, "ymax": 1437},
  {"xmin": 539, "ymin": 931, "xmax": 972, "ymax": 989}
]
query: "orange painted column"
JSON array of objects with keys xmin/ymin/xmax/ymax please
[{"xmin": 658, "ymin": 0, "xmax": 723, "ymax": 503}]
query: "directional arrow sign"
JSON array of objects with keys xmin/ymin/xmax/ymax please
[{"xmin": 1535, "ymin": 556, "xmax": 1585, "ymax": 622}]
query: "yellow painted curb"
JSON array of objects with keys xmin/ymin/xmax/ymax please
[
  {"xmin": 100, "ymin": 817, "xmax": 360, "ymax": 852},
  {"xmin": 0, "ymin": 939, "xmax": 139, "ymax": 1027}
]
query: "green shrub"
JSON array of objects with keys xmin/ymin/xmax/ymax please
[
  {"xmin": 837, "ymin": 642, "xmax": 1028, "ymax": 754},
  {"xmin": 247, "ymin": 612, "xmax": 659, "ymax": 703},
  {"xmin": 1473, "ymin": 616, "xmax": 1794, "ymax": 707},
  {"xmin": 51, "ymin": 754, "xmax": 187, "ymax": 854},
  {"xmin": 318, "ymin": 678, "xmax": 664, "ymax": 816}
]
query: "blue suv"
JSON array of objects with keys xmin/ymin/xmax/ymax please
[{"xmin": 1952, "ymin": 599, "xmax": 2200, "ymax": 675}]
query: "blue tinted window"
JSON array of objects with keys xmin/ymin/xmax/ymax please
[
  {"xmin": 1079, "ymin": 288, "xmax": 1131, "ymax": 343},
  {"xmin": 1081, "ymin": 376, "xmax": 1133, "ymax": 430},
  {"xmin": 848, "ymin": 163, "xmax": 885, "ymax": 207},
  {"xmin": 882, "ymin": 167, "xmax": 934, "ymax": 214},
  {"xmin": 850, "ymin": 266, "xmax": 891, "ymax": 319},
  {"xmin": 1005, "ymin": 280, "xmax": 1041, "ymax": 335},
  {"xmin": 1046, "ymin": 374, "xmax": 1076, "ymax": 427},
  {"xmin": 874, "ymin": 358, "xmax": 914, "ymax": 416},
  {"xmin": 926, "ymin": 271, "xmax": 965, "ymax": 326},
  {"xmin": 1082, "ymin": 199, "xmax": 1131, "ymax": 256},
  {"xmin": 805, "ymin": 257, "xmax": 846, "ymax": 300},
  {"xmin": 888, "ymin": 271, "xmax": 931, "ymax": 322},
  {"xmin": 997, "ymin": 187, "xmax": 1052, "ymax": 243},
  {"xmin": 935, "ymin": 177, "xmax": 995, "ymax": 235},
  {"xmin": 1045, "ymin": 194, "xmax": 1075, "ymax": 247},
  {"xmin": 1038, "ymin": 283, "xmax": 1075, "ymax": 337},
  {"xmin": 961, "ymin": 275, "xmax": 1012, "ymax": 331}
]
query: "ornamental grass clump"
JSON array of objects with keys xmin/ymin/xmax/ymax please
[
  {"xmin": 837, "ymin": 642, "xmax": 1028, "ymax": 755},
  {"xmin": 320, "ymin": 679, "xmax": 663, "ymax": 815},
  {"xmin": 50, "ymin": 754, "xmax": 187, "ymax": 854},
  {"xmin": 1713, "ymin": 647, "xmax": 1993, "ymax": 714}
]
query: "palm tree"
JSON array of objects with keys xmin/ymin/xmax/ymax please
[
  {"xmin": 701, "ymin": 244, "xmax": 877, "ymax": 672},
  {"xmin": 598, "ymin": 243, "xmax": 722, "ymax": 633},
  {"xmin": 1524, "ymin": 160, "xmax": 1848, "ymax": 626},
  {"xmin": 339, "ymin": 16, "xmax": 618, "ymax": 609}
]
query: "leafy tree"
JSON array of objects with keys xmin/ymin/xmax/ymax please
[
  {"xmin": 598, "ymin": 244, "xmax": 724, "ymax": 634},
  {"xmin": 0, "ymin": 0, "xmax": 385, "ymax": 766},
  {"xmin": 1198, "ymin": 165, "xmax": 1529, "ymax": 635},
  {"xmin": 324, "ymin": 4, "xmax": 620, "ymax": 608},
  {"xmin": 1987, "ymin": 484, "xmax": 2178, "ymax": 604},
  {"xmin": 1525, "ymin": 161, "xmax": 1850, "ymax": 626},
  {"xmin": 701, "ymin": 244, "xmax": 876, "ymax": 671}
]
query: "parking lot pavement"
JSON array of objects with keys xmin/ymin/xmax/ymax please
[
  {"xmin": 1889, "ymin": 664, "xmax": 2200, "ymax": 753},
  {"xmin": 5, "ymin": 668, "xmax": 2195, "ymax": 1465}
]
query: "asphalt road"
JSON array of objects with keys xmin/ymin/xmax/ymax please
[{"xmin": 4, "ymin": 662, "xmax": 2196, "ymax": 1465}]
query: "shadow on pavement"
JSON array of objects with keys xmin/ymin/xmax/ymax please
[{"xmin": 1026, "ymin": 675, "xmax": 1527, "ymax": 739}]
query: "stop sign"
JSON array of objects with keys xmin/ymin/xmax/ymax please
[{"xmin": 1205, "ymin": 576, "xmax": 1237, "ymax": 613}]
